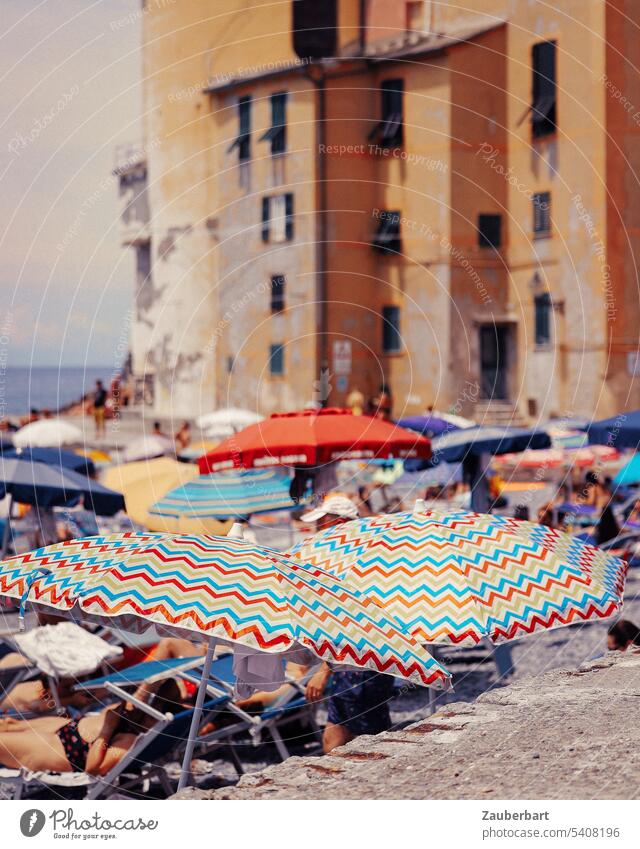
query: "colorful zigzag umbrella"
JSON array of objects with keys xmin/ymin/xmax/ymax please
[
  {"xmin": 0, "ymin": 532, "xmax": 449, "ymax": 688},
  {"xmin": 289, "ymin": 509, "xmax": 627, "ymax": 645}
]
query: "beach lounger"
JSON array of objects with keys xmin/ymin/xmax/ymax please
[
  {"xmin": 0, "ymin": 634, "xmax": 61, "ymax": 717},
  {"xmin": 75, "ymin": 654, "xmax": 257, "ymax": 787},
  {"xmin": 76, "ymin": 652, "xmax": 321, "ymax": 767},
  {"xmin": 0, "ymin": 628, "xmax": 109, "ymax": 718},
  {"xmin": 0, "ymin": 696, "xmax": 230, "ymax": 800},
  {"xmin": 0, "ymin": 664, "xmax": 40, "ymax": 707},
  {"xmin": 1, "ymin": 653, "xmax": 321, "ymax": 798},
  {"xmin": 2, "ymin": 656, "xmax": 246, "ymax": 799},
  {"xmin": 183, "ymin": 653, "xmax": 323, "ymax": 764}
]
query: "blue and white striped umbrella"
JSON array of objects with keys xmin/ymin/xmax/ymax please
[{"xmin": 148, "ymin": 468, "xmax": 307, "ymax": 520}]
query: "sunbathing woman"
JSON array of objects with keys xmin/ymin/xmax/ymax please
[
  {"xmin": 0, "ymin": 678, "xmax": 183, "ymax": 776},
  {"xmin": 0, "ymin": 652, "xmax": 91, "ymax": 716},
  {"xmin": 0, "ymin": 636, "xmax": 204, "ymax": 716}
]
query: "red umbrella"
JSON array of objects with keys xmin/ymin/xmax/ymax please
[{"xmin": 198, "ymin": 408, "xmax": 431, "ymax": 473}]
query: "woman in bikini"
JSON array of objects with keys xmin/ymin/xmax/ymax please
[
  {"xmin": 0, "ymin": 636, "xmax": 205, "ymax": 716},
  {"xmin": 0, "ymin": 678, "xmax": 182, "ymax": 776}
]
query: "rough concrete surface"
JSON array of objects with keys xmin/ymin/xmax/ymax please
[{"xmin": 173, "ymin": 653, "xmax": 640, "ymax": 800}]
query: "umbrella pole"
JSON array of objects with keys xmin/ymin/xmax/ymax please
[
  {"xmin": 1, "ymin": 493, "xmax": 14, "ymax": 559},
  {"xmin": 177, "ymin": 636, "xmax": 216, "ymax": 791}
]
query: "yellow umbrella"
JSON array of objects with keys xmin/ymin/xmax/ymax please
[
  {"xmin": 101, "ymin": 458, "xmax": 188, "ymax": 524},
  {"xmin": 102, "ymin": 458, "xmax": 231, "ymax": 534}
]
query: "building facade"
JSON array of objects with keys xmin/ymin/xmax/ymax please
[{"xmin": 117, "ymin": 0, "xmax": 640, "ymax": 423}]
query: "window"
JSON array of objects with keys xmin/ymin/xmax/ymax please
[
  {"xmin": 531, "ymin": 41, "xmax": 556, "ymax": 138},
  {"xmin": 259, "ymin": 92, "xmax": 287, "ymax": 155},
  {"xmin": 369, "ymin": 80, "xmax": 404, "ymax": 148},
  {"xmin": 262, "ymin": 193, "xmax": 294, "ymax": 243},
  {"xmin": 292, "ymin": 1, "xmax": 337, "ymax": 60},
  {"xmin": 533, "ymin": 192, "xmax": 551, "ymax": 236},
  {"xmin": 382, "ymin": 306, "xmax": 402, "ymax": 353},
  {"xmin": 372, "ymin": 210, "xmax": 401, "ymax": 254},
  {"xmin": 269, "ymin": 343, "xmax": 285, "ymax": 375},
  {"xmin": 270, "ymin": 274, "xmax": 285, "ymax": 312},
  {"xmin": 227, "ymin": 96, "xmax": 251, "ymax": 161},
  {"xmin": 534, "ymin": 292, "xmax": 552, "ymax": 346},
  {"xmin": 478, "ymin": 214, "xmax": 502, "ymax": 249}
]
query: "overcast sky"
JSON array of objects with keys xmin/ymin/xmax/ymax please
[{"xmin": 0, "ymin": 0, "xmax": 141, "ymax": 367}]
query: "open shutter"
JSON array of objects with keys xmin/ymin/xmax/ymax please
[
  {"xmin": 285, "ymin": 193, "xmax": 294, "ymax": 240},
  {"xmin": 532, "ymin": 41, "xmax": 556, "ymax": 137}
]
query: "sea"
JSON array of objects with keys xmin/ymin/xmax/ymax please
[{"xmin": 0, "ymin": 365, "xmax": 112, "ymax": 417}]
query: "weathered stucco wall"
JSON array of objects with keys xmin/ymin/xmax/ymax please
[
  {"xmin": 131, "ymin": 0, "xmax": 640, "ymax": 421},
  {"xmin": 605, "ymin": 0, "xmax": 640, "ymax": 414},
  {"xmin": 506, "ymin": 0, "xmax": 609, "ymax": 422}
]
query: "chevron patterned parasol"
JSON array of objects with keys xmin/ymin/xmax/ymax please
[
  {"xmin": 0, "ymin": 533, "xmax": 449, "ymax": 687},
  {"xmin": 289, "ymin": 509, "xmax": 628, "ymax": 645}
]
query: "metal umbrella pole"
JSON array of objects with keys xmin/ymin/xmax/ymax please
[
  {"xmin": 177, "ymin": 636, "xmax": 216, "ymax": 791},
  {"xmin": 178, "ymin": 521, "xmax": 244, "ymax": 789}
]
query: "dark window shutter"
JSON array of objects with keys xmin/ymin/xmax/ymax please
[
  {"xmin": 382, "ymin": 80, "xmax": 403, "ymax": 121},
  {"xmin": 271, "ymin": 274, "xmax": 285, "ymax": 312},
  {"xmin": 373, "ymin": 210, "xmax": 401, "ymax": 254},
  {"xmin": 271, "ymin": 92, "xmax": 287, "ymax": 154},
  {"xmin": 239, "ymin": 96, "xmax": 251, "ymax": 135},
  {"xmin": 261, "ymin": 197, "xmax": 270, "ymax": 242},
  {"xmin": 376, "ymin": 79, "xmax": 404, "ymax": 147},
  {"xmin": 269, "ymin": 343, "xmax": 285, "ymax": 375},
  {"xmin": 238, "ymin": 96, "xmax": 251, "ymax": 160},
  {"xmin": 478, "ymin": 214, "xmax": 502, "ymax": 248},
  {"xmin": 535, "ymin": 292, "xmax": 552, "ymax": 345},
  {"xmin": 272, "ymin": 92, "xmax": 287, "ymax": 127},
  {"xmin": 533, "ymin": 192, "xmax": 551, "ymax": 235},
  {"xmin": 382, "ymin": 306, "xmax": 402, "ymax": 353},
  {"xmin": 292, "ymin": 0, "xmax": 337, "ymax": 60},
  {"xmin": 285, "ymin": 193, "xmax": 294, "ymax": 240},
  {"xmin": 532, "ymin": 41, "xmax": 556, "ymax": 137}
]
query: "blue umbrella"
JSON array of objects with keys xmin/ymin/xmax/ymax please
[
  {"xmin": 424, "ymin": 426, "xmax": 551, "ymax": 512},
  {"xmin": 396, "ymin": 415, "xmax": 459, "ymax": 439},
  {"xmin": 0, "ymin": 458, "xmax": 123, "ymax": 512},
  {"xmin": 0, "ymin": 457, "xmax": 125, "ymax": 557},
  {"xmin": 430, "ymin": 425, "xmax": 551, "ymax": 464},
  {"xmin": 614, "ymin": 453, "xmax": 640, "ymax": 486},
  {"xmin": 588, "ymin": 410, "xmax": 640, "ymax": 450},
  {"xmin": 1, "ymin": 446, "xmax": 95, "ymax": 477},
  {"xmin": 149, "ymin": 468, "xmax": 308, "ymax": 521}
]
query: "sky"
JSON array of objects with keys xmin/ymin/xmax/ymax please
[{"xmin": 0, "ymin": 0, "xmax": 142, "ymax": 367}]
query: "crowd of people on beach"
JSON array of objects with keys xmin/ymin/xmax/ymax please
[
  {"xmin": 2, "ymin": 477, "xmax": 638, "ymax": 787},
  {"xmin": 2, "ymin": 375, "xmax": 639, "ymax": 796}
]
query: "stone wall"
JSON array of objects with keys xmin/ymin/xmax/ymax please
[{"xmin": 174, "ymin": 652, "xmax": 640, "ymax": 800}]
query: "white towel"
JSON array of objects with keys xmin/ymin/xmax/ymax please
[
  {"xmin": 13, "ymin": 622, "xmax": 122, "ymax": 678},
  {"xmin": 232, "ymin": 646, "xmax": 286, "ymax": 698}
]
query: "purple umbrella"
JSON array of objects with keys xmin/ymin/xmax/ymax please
[{"xmin": 396, "ymin": 415, "xmax": 460, "ymax": 439}]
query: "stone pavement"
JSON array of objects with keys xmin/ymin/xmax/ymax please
[{"xmin": 173, "ymin": 652, "xmax": 640, "ymax": 800}]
